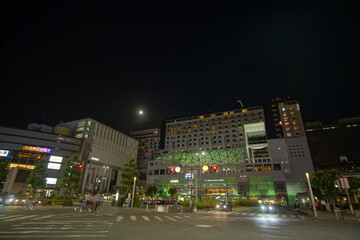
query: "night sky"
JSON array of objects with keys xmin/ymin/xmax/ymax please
[{"xmin": 1, "ymin": 1, "xmax": 359, "ymax": 134}]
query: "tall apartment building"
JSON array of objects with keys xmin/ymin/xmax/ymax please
[
  {"xmin": 147, "ymin": 98, "xmax": 314, "ymax": 204},
  {"xmin": 57, "ymin": 118, "xmax": 138, "ymax": 193},
  {"xmin": 129, "ymin": 128, "xmax": 161, "ymax": 185}
]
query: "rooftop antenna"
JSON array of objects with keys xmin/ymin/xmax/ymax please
[{"xmin": 236, "ymin": 100, "xmax": 244, "ymax": 108}]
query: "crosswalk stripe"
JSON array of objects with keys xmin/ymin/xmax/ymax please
[
  {"xmin": 164, "ymin": 216, "xmax": 176, "ymax": 221},
  {"xmin": 130, "ymin": 216, "xmax": 137, "ymax": 221},
  {"xmin": 4, "ymin": 215, "xmax": 38, "ymax": 222},
  {"xmin": 0, "ymin": 234, "xmax": 107, "ymax": 238},
  {"xmin": 154, "ymin": 216, "xmax": 163, "ymax": 221},
  {"xmin": 116, "ymin": 216, "xmax": 123, "ymax": 222},
  {"xmin": 174, "ymin": 216, "xmax": 184, "ymax": 220},
  {"xmin": 183, "ymin": 216, "xmax": 192, "ymax": 219},
  {"xmin": 33, "ymin": 215, "xmax": 54, "ymax": 220},
  {"xmin": 142, "ymin": 216, "xmax": 150, "ymax": 221},
  {"xmin": 0, "ymin": 215, "xmax": 23, "ymax": 220}
]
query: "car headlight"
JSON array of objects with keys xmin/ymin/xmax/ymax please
[
  {"xmin": 224, "ymin": 205, "xmax": 227, "ymax": 208},
  {"xmin": 261, "ymin": 206, "xmax": 266, "ymax": 210},
  {"xmin": 216, "ymin": 205, "xmax": 220, "ymax": 208},
  {"xmin": 269, "ymin": 206, "xmax": 273, "ymax": 210}
]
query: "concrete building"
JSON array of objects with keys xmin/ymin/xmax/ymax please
[
  {"xmin": 0, "ymin": 125, "xmax": 81, "ymax": 194},
  {"xmin": 147, "ymin": 99, "xmax": 314, "ymax": 204},
  {"xmin": 129, "ymin": 128, "xmax": 160, "ymax": 186},
  {"xmin": 57, "ymin": 118, "xmax": 138, "ymax": 193},
  {"xmin": 304, "ymin": 116, "xmax": 360, "ymax": 171}
]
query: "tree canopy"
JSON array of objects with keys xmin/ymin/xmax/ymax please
[
  {"xmin": 0, "ymin": 160, "xmax": 10, "ymax": 192},
  {"xmin": 26, "ymin": 158, "xmax": 47, "ymax": 192},
  {"xmin": 56, "ymin": 154, "xmax": 82, "ymax": 197},
  {"xmin": 120, "ymin": 159, "xmax": 139, "ymax": 192}
]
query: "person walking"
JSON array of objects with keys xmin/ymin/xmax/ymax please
[
  {"xmin": 93, "ymin": 191, "xmax": 102, "ymax": 213},
  {"xmin": 84, "ymin": 191, "xmax": 93, "ymax": 212}
]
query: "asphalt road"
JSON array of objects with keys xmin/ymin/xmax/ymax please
[{"xmin": 0, "ymin": 205, "xmax": 359, "ymax": 240}]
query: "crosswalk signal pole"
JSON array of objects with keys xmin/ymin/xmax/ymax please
[{"xmin": 131, "ymin": 177, "xmax": 136, "ymax": 208}]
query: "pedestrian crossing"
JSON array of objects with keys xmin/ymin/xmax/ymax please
[
  {"xmin": 0, "ymin": 219, "xmax": 112, "ymax": 239},
  {"xmin": 0, "ymin": 214, "xmax": 56, "ymax": 222}
]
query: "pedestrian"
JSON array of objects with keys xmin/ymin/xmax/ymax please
[
  {"xmin": 93, "ymin": 191, "xmax": 102, "ymax": 212},
  {"xmin": 84, "ymin": 191, "xmax": 93, "ymax": 212}
]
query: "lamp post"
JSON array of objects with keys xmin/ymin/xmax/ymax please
[
  {"xmin": 305, "ymin": 172, "xmax": 318, "ymax": 218},
  {"xmin": 131, "ymin": 177, "xmax": 136, "ymax": 208},
  {"xmin": 194, "ymin": 151, "xmax": 205, "ymax": 211}
]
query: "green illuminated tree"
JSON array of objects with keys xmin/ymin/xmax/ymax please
[
  {"xmin": 0, "ymin": 160, "xmax": 10, "ymax": 192},
  {"xmin": 168, "ymin": 186, "xmax": 177, "ymax": 200},
  {"xmin": 56, "ymin": 154, "xmax": 82, "ymax": 197},
  {"xmin": 120, "ymin": 159, "xmax": 140, "ymax": 192},
  {"xmin": 26, "ymin": 158, "xmax": 47, "ymax": 193}
]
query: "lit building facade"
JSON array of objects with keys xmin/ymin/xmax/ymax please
[
  {"xmin": 147, "ymin": 99, "xmax": 314, "ymax": 204},
  {"xmin": 129, "ymin": 128, "xmax": 160, "ymax": 186},
  {"xmin": 0, "ymin": 126, "xmax": 82, "ymax": 194},
  {"xmin": 57, "ymin": 118, "xmax": 138, "ymax": 193}
]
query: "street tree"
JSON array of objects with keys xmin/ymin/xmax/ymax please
[
  {"xmin": 26, "ymin": 158, "xmax": 47, "ymax": 194},
  {"xmin": 56, "ymin": 154, "xmax": 82, "ymax": 197},
  {"xmin": 0, "ymin": 160, "xmax": 10, "ymax": 192},
  {"xmin": 146, "ymin": 186, "xmax": 157, "ymax": 200},
  {"xmin": 311, "ymin": 169, "xmax": 341, "ymax": 212},
  {"xmin": 157, "ymin": 188, "xmax": 167, "ymax": 199},
  {"xmin": 168, "ymin": 186, "xmax": 177, "ymax": 200},
  {"xmin": 120, "ymin": 158, "xmax": 140, "ymax": 193}
]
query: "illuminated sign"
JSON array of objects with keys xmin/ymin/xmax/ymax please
[
  {"xmin": 185, "ymin": 173, "xmax": 194, "ymax": 181},
  {"xmin": 90, "ymin": 157, "xmax": 100, "ymax": 161},
  {"xmin": 170, "ymin": 180, "xmax": 179, "ymax": 183},
  {"xmin": 47, "ymin": 163, "xmax": 61, "ymax": 170},
  {"xmin": 0, "ymin": 150, "xmax": 9, "ymax": 157},
  {"xmin": 204, "ymin": 179, "xmax": 224, "ymax": 182},
  {"xmin": 49, "ymin": 156, "xmax": 63, "ymax": 163},
  {"xmin": 22, "ymin": 146, "xmax": 51, "ymax": 153},
  {"xmin": 45, "ymin": 177, "xmax": 57, "ymax": 185}
]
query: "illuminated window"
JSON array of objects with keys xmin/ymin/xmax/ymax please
[
  {"xmin": 289, "ymin": 106, "xmax": 295, "ymax": 111},
  {"xmin": 75, "ymin": 133, "xmax": 83, "ymax": 138},
  {"xmin": 242, "ymin": 109, "xmax": 248, "ymax": 112},
  {"xmin": 284, "ymin": 122, "xmax": 290, "ymax": 126},
  {"xmin": 294, "ymin": 126, "xmax": 299, "ymax": 131},
  {"xmin": 193, "ymin": 125, "xmax": 198, "ymax": 128},
  {"xmin": 199, "ymin": 116, "xmax": 204, "ymax": 119},
  {"xmin": 223, "ymin": 112, "xmax": 228, "ymax": 115},
  {"xmin": 283, "ymin": 113, "xmax": 287, "ymax": 116},
  {"xmin": 78, "ymin": 121, "xmax": 86, "ymax": 127},
  {"xmin": 229, "ymin": 111, "xmax": 235, "ymax": 114},
  {"xmin": 77, "ymin": 127, "xmax": 84, "ymax": 132},
  {"xmin": 287, "ymin": 133, "xmax": 292, "ymax": 137},
  {"xmin": 211, "ymin": 126, "xmax": 216, "ymax": 130},
  {"xmin": 282, "ymin": 108, "xmax": 286, "ymax": 111},
  {"xmin": 211, "ymin": 114, "xmax": 216, "ymax": 117},
  {"xmin": 292, "ymin": 121, "xmax": 297, "ymax": 125},
  {"xmin": 290, "ymin": 111, "xmax": 296, "ymax": 115}
]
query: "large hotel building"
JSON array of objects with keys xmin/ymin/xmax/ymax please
[{"xmin": 146, "ymin": 98, "xmax": 314, "ymax": 204}]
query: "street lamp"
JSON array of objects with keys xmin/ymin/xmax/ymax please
[
  {"xmin": 305, "ymin": 172, "xmax": 318, "ymax": 218},
  {"xmin": 195, "ymin": 151, "xmax": 205, "ymax": 211},
  {"xmin": 131, "ymin": 177, "xmax": 136, "ymax": 208}
]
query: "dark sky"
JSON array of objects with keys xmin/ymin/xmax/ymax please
[{"xmin": 1, "ymin": 0, "xmax": 360, "ymax": 134}]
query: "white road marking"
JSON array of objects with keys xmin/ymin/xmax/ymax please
[
  {"xmin": 3, "ymin": 215, "xmax": 38, "ymax": 222},
  {"xmin": 154, "ymin": 216, "xmax": 163, "ymax": 221},
  {"xmin": 34, "ymin": 215, "xmax": 54, "ymax": 220},
  {"xmin": 116, "ymin": 216, "xmax": 124, "ymax": 222},
  {"xmin": 0, "ymin": 235, "xmax": 107, "ymax": 238},
  {"xmin": 174, "ymin": 216, "xmax": 184, "ymax": 220},
  {"xmin": 194, "ymin": 225, "xmax": 213, "ymax": 228},
  {"xmin": 0, "ymin": 215, "xmax": 23, "ymax": 220},
  {"xmin": 164, "ymin": 216, "xmax": 176, "ymax": 221},
  {"xmin": 142, "ymin": 216, "xmax": 150, "ymax": 221},
  {"xmin": 130, "ymin": 216, "xmax": 137, "ymax": 221}
]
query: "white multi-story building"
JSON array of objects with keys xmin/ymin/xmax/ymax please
[{"xmin": 58, "ymin": 118, "xmax": 138, "ymax": 193}]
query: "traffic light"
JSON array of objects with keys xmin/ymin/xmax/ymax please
[
  {"xmin": 210, "ymin": 165, "xmax": 218, "ymax": 173},
  {"xmin": 334, "ymin": 179, "xmax": 340, "ymax": 188},
  {"xmin": 168, "ymin": 167, "xmax": 175, "ymax": 174},
  {"xmin": 75, "ymin": 164, "xmax": 84, "ymax": 168}
]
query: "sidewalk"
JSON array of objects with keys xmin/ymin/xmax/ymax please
[{"xmin": 300, "ymin": 209, "xmax": 360, "ymax": 223}]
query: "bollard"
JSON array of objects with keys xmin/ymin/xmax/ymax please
[
  {"xmin": 167, "ymin": 204, "xmax": 169, "ymax": 213},
  {"xmin": 146, "ymin": 204, "xmax": 149, "ymax": 212},
  {"xmin": 155, "ymin": 204, "xmax": 157, "ymax": 212}
]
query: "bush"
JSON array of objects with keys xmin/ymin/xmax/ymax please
[{"xmin": 233, "ymin": 199, "xmax": 259, "ymax": 207}]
